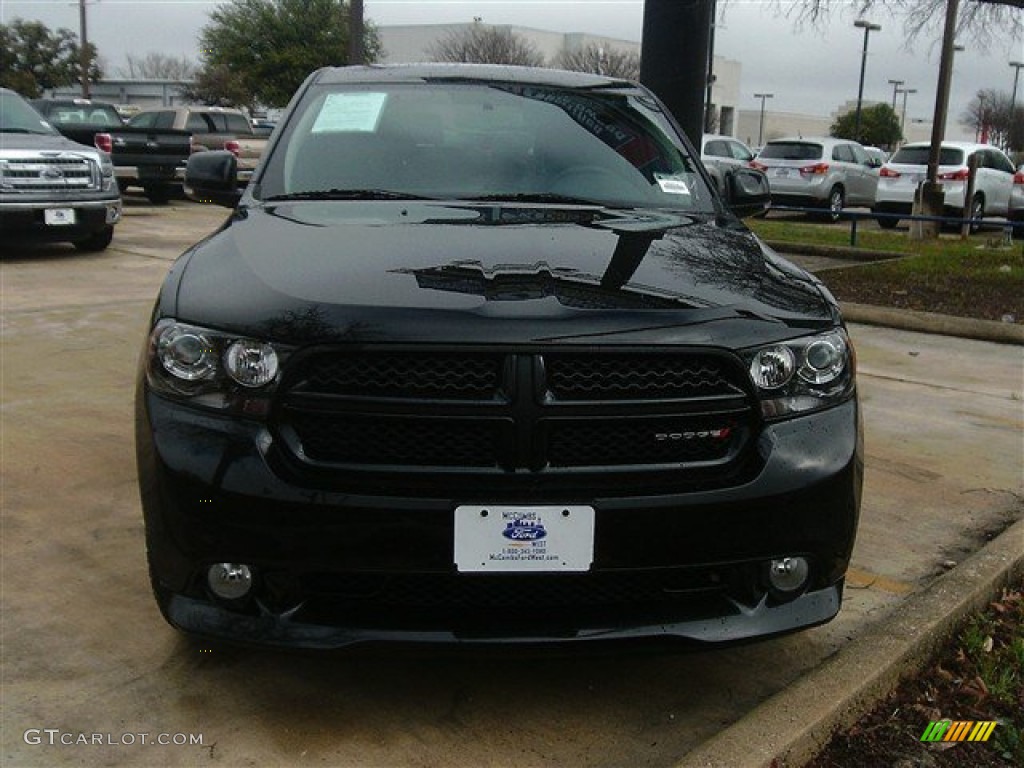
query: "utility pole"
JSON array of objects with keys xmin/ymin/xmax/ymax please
[
  {"xmin": 78, "ymin": 0, "xmax": 90, "ymax": 98},
  {"xmin": 640, "ymin": 0, "xmax": 714, "ymax": 148},
  {"xmin": 348, "ymin": 0, "xmax": 365, "ymax": 65},
  {"xmin": 913, "ymin": 0, "xmax": 960, "ymax": 240}
]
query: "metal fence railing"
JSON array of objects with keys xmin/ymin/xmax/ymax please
[{"xmin": 764, "ymin": 205, "xmax": 1022, "ymax": 248}]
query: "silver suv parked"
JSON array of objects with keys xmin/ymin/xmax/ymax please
[
  {"xmin": 752, "ymin": 137, "xmax": 879, "ymax": 221},
  {"xmin": 701, "ymin": 134, "xmax": 756, "ymax": 200}
]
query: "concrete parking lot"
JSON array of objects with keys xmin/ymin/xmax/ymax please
[{"xmin": 2, "ymin": 198, "xmax": 1021, "ymax": 767}]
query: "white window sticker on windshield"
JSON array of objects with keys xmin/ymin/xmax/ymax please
[
  {"xmin": 312, "ymin": 92, "xmax": 388, "ymax": 133},
  {"xmin": 655, "ymin": 174, "xmax": 691, "ymax": 195}
]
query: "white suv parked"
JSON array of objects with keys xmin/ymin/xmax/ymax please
[{"xmin": 873, "ymin": 142, "xmax": 1016, "ymax": 230}]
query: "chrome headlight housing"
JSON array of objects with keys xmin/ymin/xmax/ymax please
[
  {"xmin": 145, "ymin": 319, "xmax": 286, "ymax": 413},
  {"xmin": 743, "ymin": 329, "xmax": 855, "ymax": 418}
]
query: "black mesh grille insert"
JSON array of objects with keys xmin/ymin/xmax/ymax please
[
  {"xmin": 305, "ymin": 569, "xmax": 727, "ymax": 609},
  {"xmin": 548, "ymin": 419, "xmax": 738, "ymax": 467},
  {"xmin": 290, "ymin": 414, "xmax": 502, "ymax": 467},
  {"xmin": 545, "ymin": 355, "xmax": 743, "ymax": 400},
  {"xmin": 295, "ymin": 353, "xmax": 502, "ymax": 400}
]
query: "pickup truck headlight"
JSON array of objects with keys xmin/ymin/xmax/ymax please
[
  {"xmin": 744, "ymin": 329, "xmax": 854, "ymax": 418},
  {"xmin": 146, "ymin": 319, "xmax": 285, "ymax": 413}
]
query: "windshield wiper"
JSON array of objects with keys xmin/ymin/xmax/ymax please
[
  {"xmin": 1, "ymin": 128, "xmax": 51, "ymax": 134},
  {"xmin": 263, "ymin": 189, "xmax": 434, "ymax": 202},
  {"xmin": 465, "ymin": 192, "xmax": 607, "ymax": 206}
]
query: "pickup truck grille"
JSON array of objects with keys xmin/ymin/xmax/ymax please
[
  {"xmin": 0, "ymin": 155, "xmax": 99, "ymax": 192},
  {"xmin": 275, "ymin": 347, "xmax": 755, "ymax": 487}
]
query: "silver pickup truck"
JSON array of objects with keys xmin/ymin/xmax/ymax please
[{"xmin": 1, "ymin": 88, "xmax": 121, "ymax": 251}]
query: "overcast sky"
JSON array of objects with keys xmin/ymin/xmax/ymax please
[{"xmin": 4, "ymin": 0, "xmax": 1022, "ymax": 138}]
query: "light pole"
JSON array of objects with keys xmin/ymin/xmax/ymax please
[
  {"xmin": 1010, "ymin": 61, "xmax": 1024, "ymax": 116},
  {"xmin": 888, "ymin": 78, "xmax": 904, "ymax": 111},
  {"xmin": 853, "ymin": 19, "xmax": 882, "ymax": 142},
  {"xmin": 78, "ymin": 0, "xmax": 90, "ymax": 97},
  {"xmin": 898, "ymin": 87, "xmax": 916, "ymax": 139},
  {"xmin": 754, "ymin": 93, "xmax": 773, "ymax": 147}
]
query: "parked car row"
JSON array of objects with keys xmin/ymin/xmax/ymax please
[
  {"xmin": 701, "ymin": 133, "xmax": 1019, "ymax": 229},
  {"xmin": 27, "ymin": 97, "xmax": 269, "ymax": 203}
]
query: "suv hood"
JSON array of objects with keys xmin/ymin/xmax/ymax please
[
  {"xmin": 0, "ymin": 132, "xmax": 98, "ymax": 154},
  {"xmin": 170, "ymin": 202, "xmax": 834, "ymax": 347}
]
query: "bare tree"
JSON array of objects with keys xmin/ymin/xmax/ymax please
[
  {"xmin": 119, "ymin": 52, "xmax": 197, "ymax": 80},
  {"xmin": 961, "ymin": 89, "xmax": 1022, "ymax": 150},
  {"xmin": 744, "ymin": 1, "xmax": 1021, "ymax": 46},
  {"xmin": 428, "ymin": 24, "xmax": 545, "ymax": 66},
  {"xmin": 555, "ymin": 44, "xmax": 641, "ymax": 80}
]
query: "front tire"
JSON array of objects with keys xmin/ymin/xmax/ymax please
[
  {"xmin": 816, "ymin": 187, "xmax": 844, "ymax": 222},
  {"xmin": 145, "ymin": 185, "xmax": 171, "ymax": 205},
  {"xmin": 73, "ymin": 226, "xmax": 114, "ymax": 252},
  {"xmin": 967, "ymin": 194, "xmax": 984, "ymax": 234}
]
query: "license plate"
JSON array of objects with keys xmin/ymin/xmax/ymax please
[
  {"xmin": 454, "ymin": 505, "xmax": 595, "ymax": 572},
  {"xmin": 773, "ymin": 168, "xmax": 791, "ymax": 178},
  {"xmin": 44, "ymin": 208, "xmax": 75, "ymax": 226}
]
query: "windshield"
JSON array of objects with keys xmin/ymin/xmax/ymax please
[
  {"xmin": 0, "ymin": 92, "xmax": 57, "ymax": 135},
  {"xmin": 890, "ymin": 146, "xmax": 964, "ymax": 166},
  {"xmin": 758, "ymin": 142, "xmax": 824, "ymax": 161},
  {"xmin": 257, "ymin": 82, "xmax": 713, "ymax": 211},
  {"xmin": 44, "ymin": 104, "xmax": 123, "ymax": 128}
]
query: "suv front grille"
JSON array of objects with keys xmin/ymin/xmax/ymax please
[
  {"xmin": 0, "ymin": 155, "xmax": 99, "ymax": 193},
  {"xmin": 275, "ymin": 347, "xmax": 756, "ymax": 487}
]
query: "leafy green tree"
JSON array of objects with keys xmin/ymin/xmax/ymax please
[
  {"xmin": 192, "ymin": 0, "xmax": 381, "ymax": 109},
  {"xmin": 0, "ymin": 19, "xmax": 101, "ymax": 97},
  {"xmin": 830, "ymin": 103, "xmax": 902, "ymax": 148}
]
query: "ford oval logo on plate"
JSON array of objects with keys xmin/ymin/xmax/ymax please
[{"xmin": 502, "ymin": 519, "xmax": 547, "ymax": 541}]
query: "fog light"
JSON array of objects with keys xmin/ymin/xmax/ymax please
[
  {"xmin": 207, "ymin": 563, "xmax": 253, "ymax": 600},
  {"xmin": 768, "ymin": 557, "xmax": 809, "ymax": 593}
]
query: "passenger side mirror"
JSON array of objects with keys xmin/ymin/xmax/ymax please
[
  {"xmin": 726, "ymin": 168, "xmax": 770, "ymax": 218},
  {"xmin": 184, "ymin": 150, "xmax": 242, "ymax": 208}
]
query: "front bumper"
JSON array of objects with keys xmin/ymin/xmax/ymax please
[
  {"xmin": 0, "ymin": 197, "xmax": 121, "ymax": 242},
  {"xmin": 137, "ymin": 391, "xmax": 863, "ymax": 648}
]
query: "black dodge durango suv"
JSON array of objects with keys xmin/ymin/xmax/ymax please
[{"xmin": 136, "ymin": 64, "xmax": 863, "ymax": 649}]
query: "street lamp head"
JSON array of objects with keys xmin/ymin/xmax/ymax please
[
  {"xmin": 953, "ymin": 45, "xmax": 965, "ymax": 52},
  {"xmin": 854, "ymin": 19, "xmax": 881, "ymax": 31},
  {"xmin": 1011, "ymin": 61, "xmax": 1024, "ymax": 68}
]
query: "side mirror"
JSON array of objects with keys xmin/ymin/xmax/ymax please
[
  {"xmin": 184, "ymin": 150, "xmax": 242, "ymax": 208},
  {"xmin": 726, "ymin": 168, "xmax": 770, "ymax": 218}
]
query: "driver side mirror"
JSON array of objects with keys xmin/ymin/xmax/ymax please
[
  {"xmin": 726, "ymin": 168, "xmax": 770, "ymax": 218},
  {"xmin": 184, "ymin": 150, "xmax": 242, "ymax": 208}
]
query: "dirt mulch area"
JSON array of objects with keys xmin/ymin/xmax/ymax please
[
  {"xmin": 820, "ymin": 262, "xmax": 1023, "ymax": 325},
  {"xmin": 804, "ymin": 584, "xmax": 1024, "ymax": 767}
]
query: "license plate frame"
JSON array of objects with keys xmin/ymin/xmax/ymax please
[{"xmin": 454, "ymin": 505, "xmax": 595, "ymax": 573}]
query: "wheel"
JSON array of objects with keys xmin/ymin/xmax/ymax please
[
  {"xmin": 72, "ymin": 226, "xmax": 114, "ymax": 252},
  {"xmin": 145, "ymin": 185, "xmax": 171, "ymax": 205},
  {"xmin": 875, "ymin": 211, "xmax": 899, "ymax": 230},
  {"xmin": 816, "ymin": 186, "xmax": 845, "ymax": 223},
  {"xmin": 967, "ymin": 194, "xmax": 984, "ymax": 234}
]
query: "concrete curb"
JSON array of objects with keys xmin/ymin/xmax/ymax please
[
  {"xmin": 678, "ymin": 516, "xmax": 1024, "ymax": 768},
  {"xmin": 840, "ymin": 303, "xmax": 1024, "ymax": 346},
  {"xmin": 764, "ymin": 241, "xmax": 899, "ymax": 262}
]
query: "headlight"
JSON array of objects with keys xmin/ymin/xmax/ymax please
[
  {"xmin": 146, "ymin": 319, "xmax": 285, "ymax": 413},
  {"xmin": 743, "ymin": 329, "xmax": 854, "ymax": 418}
]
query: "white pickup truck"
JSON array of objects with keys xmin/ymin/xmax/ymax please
[{"xmin": 0, "ymin": 88, "xmax": 121, "ymax": 251}]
